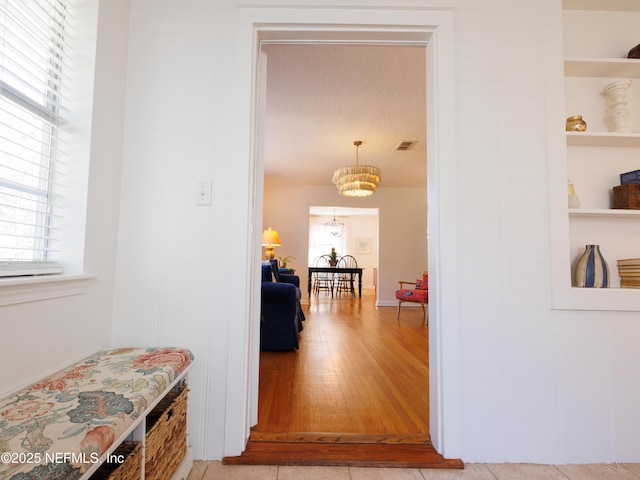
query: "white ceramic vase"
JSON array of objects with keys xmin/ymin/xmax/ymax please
[{"xmin": 603, "ymin": 80, "xmax": 635, "ymax": 133}]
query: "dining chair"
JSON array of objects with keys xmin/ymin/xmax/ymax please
[
  {"xmin": 313, "ymin": 255, "xmax": 334, "ymax": 296},
  {"xmin": 335, "ymin": 255, "xmax": 358, "ymax": 296}
]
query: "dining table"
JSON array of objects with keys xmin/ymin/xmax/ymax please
[{"xmin": 308, "ymin": 266, "xmax": 364, "ymax": 298}]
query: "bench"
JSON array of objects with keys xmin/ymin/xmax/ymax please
[{"xmin": 0, "ymin": 347, "xmax": 193, "ymax": 480}]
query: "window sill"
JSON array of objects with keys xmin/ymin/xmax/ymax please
[{"xmin": 0, "ymin": 274, "xmax": 97, "ymax": 307}]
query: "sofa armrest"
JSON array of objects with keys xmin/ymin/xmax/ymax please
[
  {"xmin": 279, "ymin": 274, "xmax": 300, "ymax": 288},
  {"xmin": 262, "ymin": 281, "xmax": 297, "ymax": 302}
]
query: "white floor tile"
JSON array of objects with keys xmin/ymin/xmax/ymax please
[
  {"xmin": 278, "ymin": 465, "xmax": 350, "ymax": 480},
  {"xmin": 421, "ymin": 464, "xmax": 496, "ymax": 479},
  {"xmin": 201, "ymin": 461, "xmax": 278, "ymax": 480},
  {"xmin": 556, "ymin": 464, "xmax": 640, "ymax": 480},
  {"xmin": 486, "ymin": 463, "xmax": 567, "ymax": 479},
  {"xmin": 188, "ymin": 462, "xmax": 640, "ymax": 480},
  {"xmin": 349, "ymin": 466, "xmax": 425, "ymax": 480},
  {"xmin": 621, "ymin": 464, "xmax": 640, "ymax": 477}
]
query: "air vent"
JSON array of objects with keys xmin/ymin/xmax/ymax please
[{"xmin": 395, "ymin": 141, "xmax": 417, "ymax": 151}]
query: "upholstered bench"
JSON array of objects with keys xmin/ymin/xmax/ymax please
[
  {"xmin": 395, "ymin": 272, "xmax": 429, "ymax": 325},
  {"xmin": 0, "ymin": 347, "xmax": 193, "ymax": 480}
]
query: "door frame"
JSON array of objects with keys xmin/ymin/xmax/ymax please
[{"xmin": 231, "ymin": 4, "xmax": 460, "ymax": 460}]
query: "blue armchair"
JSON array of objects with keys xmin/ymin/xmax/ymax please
[{"xmin": 260, "ymin": 261, "xmax": 304, "ymax": 350}]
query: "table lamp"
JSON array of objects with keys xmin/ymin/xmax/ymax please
[{"xmin": 261, "ymin": 227, "xmax": 281, "ymax": 260}]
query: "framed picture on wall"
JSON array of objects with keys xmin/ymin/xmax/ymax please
[{"xmin": 355, "ymin": 238, "xmax": 371, "ymax": 254}]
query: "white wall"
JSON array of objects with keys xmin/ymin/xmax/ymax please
[
  {"xmin": 264, "ymin": 183, "xmax": 427, "ymax": 303},
  {"xmin": 343, "ymin": 214, "xmax": 379, "ymax": 290},
  {"xmin": 3, "ymin": 0, "xmax": 640, "ymax": 467},
  {"xmin": 452, "ymin": 0, "xmax": 640, "ymax": 464}
]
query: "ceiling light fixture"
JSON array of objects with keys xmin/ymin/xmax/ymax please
[
  {"xmin": 332, "ymin": 140, "xmax": 381, "ymax": 197},
  {"xmin": 324, "ymin": 209, "xmax": 344, "ymax": 237}
]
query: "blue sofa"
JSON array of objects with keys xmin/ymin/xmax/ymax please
[{"xmin": 261, "ymin": 260, "xmax": 304, "ymax": 350}]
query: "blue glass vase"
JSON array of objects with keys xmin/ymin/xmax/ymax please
[{"xmin": 575, "ymin": 244, "xmax": 609, "ymax": 288}]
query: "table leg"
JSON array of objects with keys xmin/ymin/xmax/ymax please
[
  {"xmin": 307, "ymin": 272, "xmax": 312, "ymax": 297},
  {"xmin": 358, "ymin": 272, "xmax": 362, "ymax": 297}
]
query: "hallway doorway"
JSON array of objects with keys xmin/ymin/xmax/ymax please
[
  {"xmin": 248, "ymin": 40, "xmax": 434, "ymax": 465},
  {"xmin": 231, "ymin": 6, "xmax": 459, "ymax": 460}
]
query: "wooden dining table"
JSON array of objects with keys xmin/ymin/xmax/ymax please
[{"xmin": 308, "ymin": 266, "xmax": 364, "ymax": 297}]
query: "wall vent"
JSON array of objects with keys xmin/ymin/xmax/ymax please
[{"xmin": 395, "ymin": 141, "xmax": 417, "ymax": 151}]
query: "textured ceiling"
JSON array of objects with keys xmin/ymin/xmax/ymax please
[{"xmin": 262, "ymin": 43, "xmax": 427, "ymax": 188}]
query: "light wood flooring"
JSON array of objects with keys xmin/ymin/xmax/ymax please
[{"xmin": 224, "ymin": 289, "xmax": 461, "ymax": 468}]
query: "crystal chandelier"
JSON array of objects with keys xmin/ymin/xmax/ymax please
[{"xmin": 332, "ymin": 140, "xmax": 381, "ymax": 197}]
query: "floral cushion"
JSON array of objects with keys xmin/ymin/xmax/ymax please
[
  {"xmin": 395, "ymin": 288, "xmax": 428, "ymax": 303},
  {"xmin": 0, "ymin": 347, "xmax": 193, "ymax": 480}
]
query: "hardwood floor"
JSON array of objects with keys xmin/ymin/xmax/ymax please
[{"xmin": 224, "ymin": 289, "xmax": 462, "ymax": 468}]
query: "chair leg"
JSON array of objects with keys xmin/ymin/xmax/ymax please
[{"xmin": 397, "ymin": 300, "xmax": 428, "ymax": 325}]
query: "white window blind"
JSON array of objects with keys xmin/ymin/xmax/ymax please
[{"xmin": 0, "ymin": 0, "xmax": 74, "ymax": 276}]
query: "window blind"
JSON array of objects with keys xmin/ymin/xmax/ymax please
[{"xmin": 0, "ymin": 0, "xmax": 74, "ymax": 276}]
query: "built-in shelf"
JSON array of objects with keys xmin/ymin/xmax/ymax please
[
  {"xmin": 552, "ymin": 0, "xmax": 640, "ymax": 311},
  {"xmin": 563, "ymin": 0, "xmax": 640, "ymax": 13},
  {"xmin": 566, "ymin": 131, "xmax": 640, "ymax": 147},
  {"xmin": 554, "ymin": 286, "xmax": 640, "ymax": 312},
  {"xmin": 564, "ymin": 58, "xmax": 640, "ymax": 78},
  {"xmin": 569, "ymin": 208, "xmax": 640, "ymax": 218}
]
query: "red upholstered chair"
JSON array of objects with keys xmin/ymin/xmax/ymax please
[{"xmin": 395, "ymin": 272, "xmax": 428, "ymax": 325}]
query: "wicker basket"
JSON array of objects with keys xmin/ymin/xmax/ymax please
[
  {"xmin": 90, "ymin": 442, "xmax": 142, "ymax": 480},
  {"xmin": 613, "ymin": 184, "xmax": 640, "ymax": 209},
  {"xmin": 145, "ymin": 384, "xmax": 188, "ymax": 480}
]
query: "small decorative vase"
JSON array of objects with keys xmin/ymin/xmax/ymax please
[
  {"xmin": 575, "ymin": 245, "xmax": 609, "ymax": 288},
  {"xmin": 602, "ymin": 80, "xmax": 635, "ymax": 133},
  {"xmin": 329, "ymin": 259, "xmax": 338, "ymax": 267},
  {"xmin": 566, "ymin": 115, "xmax": 587, "ymax": 132},
  {"xmin": 568, "ymin": 179, "xmax": 580, "ymax": 208}
]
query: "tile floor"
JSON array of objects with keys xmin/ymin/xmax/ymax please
[{"xmin": 188, "ymin": 461, "xmax": 640, "ymax": 480}]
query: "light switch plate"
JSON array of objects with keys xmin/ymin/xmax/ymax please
[{"xmin": 196, "ymin": 180, "xmax": 212, "ymax": 206}]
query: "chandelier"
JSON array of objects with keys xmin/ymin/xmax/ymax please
[
  {"xmin": 332, "ymin": 140, "xmax": 381, "ymax": 197},
  {"xmin": 324, "ymin": 209, "xmax": 344, "ymax": 237}
]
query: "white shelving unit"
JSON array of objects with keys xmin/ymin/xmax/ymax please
[
  {"xmin": 564, "ymin": 58, "xmax": 640, "ymax": 78},
  {"xmin": 83, "ymin": 369, "xmax": 192, "ymax": 480},
  {"xmin": 569, "ymin": 208, "xmax": 640, "ymax": 218},
  {"xmin": 551, "ymin": 0, "xmax": 640, "ymax": 310},
  {"xmin": 566, "ymin": 131, "xmax": 640, "ymax": 147}
]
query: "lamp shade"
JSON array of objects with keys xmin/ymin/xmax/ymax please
[
  {"xmin": 261, "ymin": 227, "xmax": 281, "ymax": 261},
  {"xmin": 332, "ymin": 164, "xmax": 381, "ymax": 197},
  {"xmin": 261, "ymin": 227, "xmax": 281, "ymax": 246}
]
